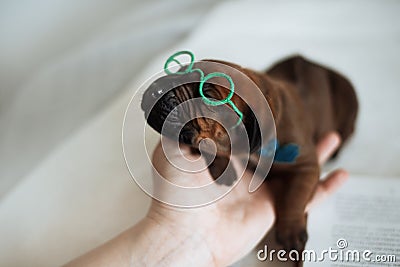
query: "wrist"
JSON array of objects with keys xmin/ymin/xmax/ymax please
[{"xmin": 130, "ymin": 208, "xmax": 215, "ymax": 267}]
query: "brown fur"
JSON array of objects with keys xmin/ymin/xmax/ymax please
[{"xmin": 204, "ymin": 56, "xmax": 358, "ymax": 254}]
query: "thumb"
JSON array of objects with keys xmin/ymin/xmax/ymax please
[{"xmin": 306, "ymin": 169, "xmax": 348, "ymax": 212}]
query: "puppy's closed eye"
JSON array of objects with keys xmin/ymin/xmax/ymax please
[{"xmin": 201, "ymin": 83, "xmax": 222, "ymax": 100}]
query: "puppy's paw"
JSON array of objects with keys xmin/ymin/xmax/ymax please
[
  {"xmin": 213, "ymin": 169, "xmax": 237, "ymax": 186},
  {"xmin": 276, "ymin": 222, "xmax": 308, "ymax": 252},
  {"xmin": 204, "ymin": 154, "xmax": 238, "ymax": 186},
  {"xmin": 209, "ymin": 162, "xmax": 237, "ymax": 186}
]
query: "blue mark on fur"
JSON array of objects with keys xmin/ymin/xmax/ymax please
[{"xmin": 260, "ymin": 139, "xmax": 299, "ymax": 163}]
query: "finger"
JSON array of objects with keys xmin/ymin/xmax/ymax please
[
  {"xmin": 316, "ymin": 132, "xmax": 341, "ymax": 165},
  {"xmin": 152, "ymin": 141, "xmax": 163, "ymax": 162},
  {"xmin": 306, "ymin": 169, "xmax": 348, "ymax": 212}
]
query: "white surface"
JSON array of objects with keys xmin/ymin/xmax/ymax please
[
  {"xmin": 0, "ymin": 0, "xmax": 218, "ymax": 197},
  {"xmin": 1, "ymin": 0, "xmax": 400, "ymax": 266}
]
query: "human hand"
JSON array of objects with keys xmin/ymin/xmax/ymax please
[{"xmin": 143, "ymin": 132, "xmax": 348, "ymax": 267}]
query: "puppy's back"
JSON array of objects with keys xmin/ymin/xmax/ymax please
[{"xmin": 266, "ymin": 55, "xmax": 358, "ymax": 149}]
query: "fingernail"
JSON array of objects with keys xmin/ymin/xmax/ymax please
[{"xmin": 328, "ymin": 134, "xmax": 340, "ymax": 149}]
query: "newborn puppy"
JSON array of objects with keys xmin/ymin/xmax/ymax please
[{"xmin": 141, "ymin": 55, "xmax": 358, "ymax": 258}]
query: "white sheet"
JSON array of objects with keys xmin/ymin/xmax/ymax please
[
  {"xmin": 1, "ymin": 0, "xmax": 399, "ymax": 266},
  {"xmin": 0, "ymin": 0, "xmax": 219, "ymax": 197}
]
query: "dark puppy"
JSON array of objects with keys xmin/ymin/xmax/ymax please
[{"xmin": 141, "ymin": 55, "xmax": 358, "ymax": 259}]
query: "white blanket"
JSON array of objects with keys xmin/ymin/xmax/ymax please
[{"xmin": 1, "ymin": 1, "xmax": 399, "ymax": 266}]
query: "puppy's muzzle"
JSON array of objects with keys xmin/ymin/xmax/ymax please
[
  {"xmin": 142, "ymin": 73, "xmax": 199, "ymax": 137},
  {"xmin": 141, "ymin": 85, "xmax": 178, "ymax": 134}
]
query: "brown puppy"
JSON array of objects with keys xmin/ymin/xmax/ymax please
[{"xmin": 141, "ymin": 55, "xmax": 358, "ymax": 259}]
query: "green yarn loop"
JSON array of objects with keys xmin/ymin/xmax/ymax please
[
  {"xmin": 164, "ymin": 50, "xmax": 243, "ymax": 128},
  {"xmin": 164, "ymin": 51, "xmax": 195, "ymax": 75}
]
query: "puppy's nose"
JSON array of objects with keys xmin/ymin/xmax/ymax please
[
  {"xmin": 141, "ymin": 82, "xmax": 160, "ymax": 112},
  {"xmin": 150, "ymin": 85, "xmax": 165, "ymax": 98},
  {"xmin": 141, "ymin": 75, "xmax": 178, "ymax": 112},
  {"xmin": 141, "ymin": 72, "xmax": 200, "ymax": 113}
]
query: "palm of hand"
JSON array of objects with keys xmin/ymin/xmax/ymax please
[{"xmin": 148, "ymin": 133, "xmax": 347, "ymax": 266}]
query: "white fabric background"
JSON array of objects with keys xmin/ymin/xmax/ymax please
[
  {"xmin": 0, "ymin": 0, "xmax": 218, "ymax": 197},
  {"xmin": 0, "ymin": 1, "xmax": 399, "ymax": 266}
]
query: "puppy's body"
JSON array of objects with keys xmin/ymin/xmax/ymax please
[
  {"xmin": 260, "ymin": 56, "xmax": 358, "ymax": 252},
  {"xmin": 142, "ymin": 55, "xmax": 358, "ymax": 262}
]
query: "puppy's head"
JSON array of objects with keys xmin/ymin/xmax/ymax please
[{"xmin": 141, "ymin": 60, "xmax": 274, "ymax": 156}]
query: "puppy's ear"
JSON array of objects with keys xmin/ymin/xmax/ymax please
[
  {"xmin": 245, "ymin": 107, "xmax": 262, "ymax": 153},
  {"xmin": 203, "ymin": 153, "xmax": 237, "ymax": 186}
]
